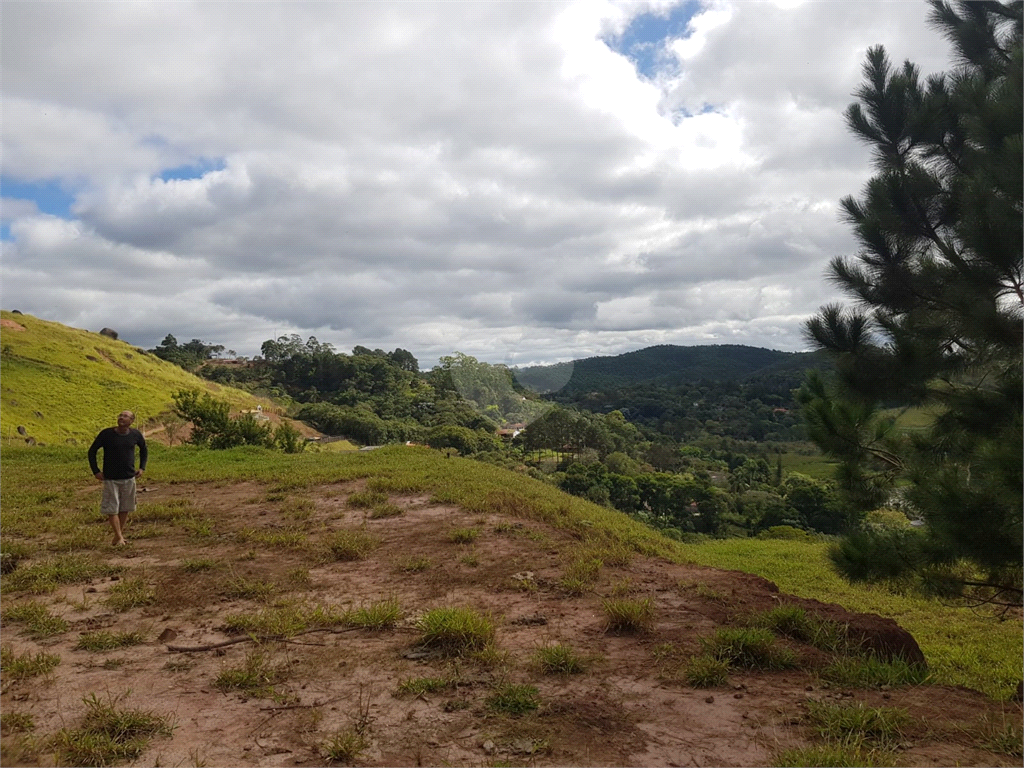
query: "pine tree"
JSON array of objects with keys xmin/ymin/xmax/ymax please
[{"xmin": 799, "ymin": 1, "xmax": 1022, "ymax": 606}]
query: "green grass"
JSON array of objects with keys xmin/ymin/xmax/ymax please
[
  {"xmin": 344, "ymin": 597, "xmax": 402, "ymax": 630},
  {"xmin": 772, "ymin": 737, "xmax": 899, "ymax": 767},
  {"xmin": 0, "ymin": 711, "xmax": 35, "ymax": 734},
  {"xmin": 753, "ymin": 605, "xmax": 850, "ymax": 653},
  {"xmin": 533, "ymin": 643, "xmax": 587, "ymax": 674},
  {"xmin": 0, "ymin": 645, "xmax": 61, "ymax": 679},
  {"xmin": 222, "ymin": 603, "xmax": 346, "ymax": 637},
  {"xmin": 601, "ymin": 596, "xmax": 655, "ymax": 633},
  {"xmin": 0, "ymin": 309, "xmax": 263, "ymax": 445},
  {"xmin": 76, "ymin": 631, "xmax": 146, "ymax": 652},
  {"xmin": 214, "ymin": 649, "xmax": 282, "ymax": 699},
  {"xmin": 486, "ymin": 683, "xmax": 540, "ymax": 715},
  {"xmin": 684, "ymin": 654, "xmax": 731, "ymax": 687},
  {"xmin": 1, "ymin": 554, "xmax": 121, "ymax": 595},
  {"xmin": 397, "ymin": 555, "xmax": 432, "ymax": 573},
  {"xmin": 448, "ymin": 527, "xmax": 481, "ymax": 544},
  {"xmin": 818, "ymin": 654, "xmax": 931, "ymax": 688},
  {"xmin": 699, "ymin": 627, "xmax": 797, "ymax": 670},
  {"xmin": 675, "ymin": 537, "xmax": 1023, "ymax": 699},
  {"xmin": 320, "ymin": 727, "xmax": 368, "ymax": 763},
  {"xmin": 368, "ymin": 502, "xmax": 404, "ymax": 519},
  {"xmin": 179, "ymin": 558, "xmax": 220, "ymax": 573},
  {"xmin": 2, "ymin": 601, "xmax": 69, "ymax": 638},
  {"xmin": 50, "ymin": 692, "xmax": 173, "ymax": 767},
  {"xmin": 805, "ymin": 701, "xmax": 910, "ymax": 743},
  {"xmin": 346, "ymin": 490, "xmax": 389, "ymax": 508},
  {"xmin": 323, "ymin": 527, "xmax": 380, "ymax": 561},
  {"xmin": 415, "ymin": 606, "xmax": 495, "ymax": 655},
  {"xmin": 105, "ymin": 577, "xmax": 155, "ymax": 611},
  {"xmin": 2, "ymin": 441, "xmax": 1019, "ymax": 699}
]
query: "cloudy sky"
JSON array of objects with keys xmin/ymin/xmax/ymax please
[{"xmin": 1, "ymin": 0, "xmax": 954, "ymax": 368}]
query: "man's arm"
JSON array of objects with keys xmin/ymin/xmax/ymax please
[
  {"xmin": 88, "ymin": 431, "xmax": 104, "ymax": 477},
  {"xmin": 137, "ymin": 432, "xmax": 148, "ymax": 476}
]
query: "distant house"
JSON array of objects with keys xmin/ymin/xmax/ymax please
[{"xmin": 498, "ymin": 423, "xmax": 527, "ymax": 441}]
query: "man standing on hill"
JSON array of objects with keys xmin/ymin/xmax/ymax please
[{"xmin": 88, "ymin": 410, "xmax": 147, "ymax": 546}]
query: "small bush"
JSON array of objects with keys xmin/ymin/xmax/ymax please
[
  {"xmin": 3, "ymin": 601, "xmax": 69, "ymax": 638},
  {"xmin": 416, "ymin": 607, "xmax": 495, "ymax": 655},
  {"xmin": 699, "ymin": 627, "xmax": 796, "ymax": 670},
  {"xmin": 51, "ymin": 692, "xmax": 173, "ymax": 767},
  {"xmin": 685, "ymin": 654, "xmax": 730, "ymax": 687},
  {"xmin": 347, "ymin": 490, "xmax": 388, "ymax": 509},
  {"xmin": 448, "ymin": 527, "xmax": 480, "ymax": 544},
  {"xmin": 486, "ymin": 683, "xmax": 540, "ymax": 715},
  {"xmin": 601, "ymin": 597, "xmax": 655, "ymax": 633},
  {"xmin": 0, "ymin": 645, "xmax": 61, "ymax": 679},
  {"xmin": 324, "ymin": 528, "xmax": 380, "ymax": 561},
  {"xmin": 534, "ymin": 643, "xmax": 587, "ymax": 675},
  {"xmin": 321, "ymin": 727, "xmax": 367, "ymax": 764},
  {"xmin": 105, "ymin": 578, "xmax": 155, "ymax": 612},
  {"xmin": 344, "ymin": 597, "xmax": 401, "ymax": 630}
]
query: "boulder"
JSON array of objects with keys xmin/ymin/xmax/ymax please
[{"xmin": 99, "ymin": 327, "xmax": 119, "ymax": 340}]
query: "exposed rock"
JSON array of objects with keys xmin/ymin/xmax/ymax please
[
  {"xmin": 99, "ymin": 327, "xmax": 119, "ymax": 340},
  {"xmin": 16, "ymin": 425, "xmax": 26, "ymax": 435},
  {"xmin": 11, "ymin": 309, "xmax": 22, "ymax": 314}
]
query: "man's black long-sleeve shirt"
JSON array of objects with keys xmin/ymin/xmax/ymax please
[{"xmin": 88, "ymin": 428, "xmax": 147, "ymax": 480}]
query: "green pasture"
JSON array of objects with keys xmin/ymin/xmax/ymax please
[
  {"xmin": 778, "ymin": 450, "xmax": 839, "ymax": 480},
  {"xmin": 2, "ymin": 443, "xmax": 1019, "ymax": 700},
  {"xmin": 0, "ymin": 310, "xmax": 263, "ymax": 445}
]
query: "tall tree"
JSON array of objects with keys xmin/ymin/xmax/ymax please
[{"xmin": 800, "ymin": 1, "xmax": 1022, "ymax": 605}]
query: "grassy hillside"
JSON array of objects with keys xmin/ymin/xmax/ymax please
[{"xmin": 0, "ymin": 311, "xmax": 265, "ymax": 445}]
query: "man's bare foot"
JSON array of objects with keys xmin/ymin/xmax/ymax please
[{"xmin": 113, "ymin": 538, "xmax": 127, "ymax": 546}]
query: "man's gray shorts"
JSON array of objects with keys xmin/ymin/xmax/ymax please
[{"xmin": 101, "ymin": 478, "xmax": 137, "ymax": 515}]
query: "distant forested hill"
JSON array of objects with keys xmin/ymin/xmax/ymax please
[{"xmin": 516, "ymin": 344, "xmax": 827, "ymax": 394}]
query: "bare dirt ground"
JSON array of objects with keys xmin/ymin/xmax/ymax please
[{"xmin": 1, "ymin": 479, "xmax": 1019, "ymax": 767}]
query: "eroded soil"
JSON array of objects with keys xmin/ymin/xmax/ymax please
[{"xmin": 1, "ymin": 479, "xmax": 1020, "ymax": 767}]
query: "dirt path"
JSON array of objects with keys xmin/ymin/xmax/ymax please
[{"xmin": 1, "ymin": 480, "xmax": 1019, "ymax": 767}]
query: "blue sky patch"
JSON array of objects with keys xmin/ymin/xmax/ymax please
[
  {"xmin": 1, "ymin": 176, "xmax": 76, "ymax": 220},
  {"xmin": 158, "ymin": 158, "xmax": 226, "ymax": 182},
  {"xmin": 603, "ymin": 1, "xmax": 700, "ymax": 80}
]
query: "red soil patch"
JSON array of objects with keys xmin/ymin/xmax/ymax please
[{"xmin": 1, "ymin": 480, "xmax": 1019, "ymax": 767}]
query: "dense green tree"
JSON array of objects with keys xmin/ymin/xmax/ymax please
[{"xmin": 801, "ymin": 1, "xmax": 1022, "ymax": 604}]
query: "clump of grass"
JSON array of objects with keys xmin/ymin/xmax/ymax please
[
  {"xmin": 472, "ymin": 643, "xmax": 513, "ymax": 669},
  {"xmin": 287, "ymin": 567, "xmax": 312, "ymax": 586},
  {"xmin": 818, "ymin": 654, "xmax": 930, "ymax": 689},
  {"xmin": 347, "ymin": 490, "xmax": 388, "ymax": 509},
  {"xmin": 3, "ymin": 601, "xmax": 69, "ymax": 638},
  {"xmin": 396, "ymin": 676, "xmax": 457, "ymax": 696},
  {"xmin": 533, "ymin": 643, "xmax": 587, "ymax": 675},
  {"xmin": 179, "ymin": 514, "xmax": 214, "ymax": 538},
  {"xmin": 214, "ymin": 649, "xmax": 282, "ymax": 699},
  {"xmin": 685, "ymin": 654, "xmax": 731, "ymax": 687},
  {"xmin": 0, "ymin": 711, "xmax": 35, "ymax": 734},
  {"xmin": 601, "ymin": 596, "xmax": 655, "ymax": 633},
  {"xmin": 344, "ymin": 597, "xmax": 401, "ymax": 630},
  {"xmin": 397, "ymin": 556, "xmax": 432, "ymax": 573},
  {"xmin": 753, "ymin": 605, "xmax": 849, "ymax": 653},
  {"xmin": 486, "ymin": 683, "xmax": 540, "ymax": 715},
  {"xmin": 235, "ymin": 527, "xmax": 308, "ymax": 548},
  {"xmin": 105, "ymin": 578, "xmax": 155, "ymax": 612},
  {"xmin": 460, "ymin": 552, "xmax": 480, "ymax": 567},
  {"xmin": 0, "ymin": 645, "xmax": 61, "ymax": 679},
  {"xmin": 50, "ymin": 692, "xmax": 174, "ymax": 767},
  {"xmin": 223, "ymin": 603, "xmax": 346, "ymax": 637},
  {"xmin": 368, "ymin": 502, "xmax": 403, "ymax": 519},
  {"xmin": 448, "ymin": 527, "xmax": 480, "ymax": 544},
  {"xmin": 416, "ymin": 607, "xmax": 495, "ymax": 655},
  {"xmin": 772, "ymin": 737, "xmax": 899, "ymax": 767},
  {"xmin": 321, "ymin": 727, "xmax": 368, "ymax": 764},
  {"xmin": 76, "ymin": 631, "xmax": 145, "ymax": 652},
  {"xmin": 699, "ymin": 627, "xmax": 797, "ymax": 670},
  {"xmin": 592, "ymin": 541, "xmax": 633, "ymax": 567},
  {"xmin": 806, "ymin": 701, "xmax": 910, "ymax": 743},
  {"xmin": 560, "ymin": 553, "xmax": 602, "ymax": 595},
  {"xmin": 220, "ymin": 575, "xmax": 277, "ymax": 602},
  {"xmin": 324, "ymin": 527, "xmax": 380, "ymax": 561},
  {"xmin": 2, "ymin": 554, "xmax": 119, "ymax": 595},
  {"xmin": 976, "ymin": 712, "xmax": 1024, "ymax": 757}
]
